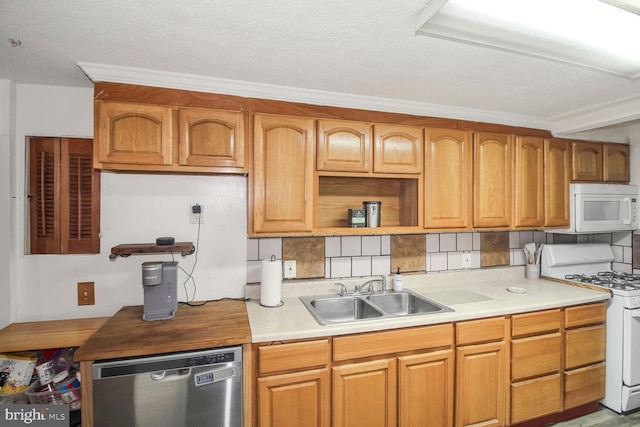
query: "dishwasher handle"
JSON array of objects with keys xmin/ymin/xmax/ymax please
[{"xmin": 150, "ymin": 368, "xmax": 190, "ymax": 381}]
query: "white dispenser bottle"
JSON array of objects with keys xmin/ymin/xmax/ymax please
[{"xmin": 393, "ymin": 267, "xmax": 404, "ymax": 291}]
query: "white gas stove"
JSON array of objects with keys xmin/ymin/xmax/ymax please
[
  {"xmin": 541, "ymin": 243, "xmax": 640, "ymax": 414},
  {"xmin": 542, "ymin": 243, "xmax": 640, "ymax": 307},
  {"xmin": 563, "ymin": 272, "xmax": 640, "ymax": 298}
]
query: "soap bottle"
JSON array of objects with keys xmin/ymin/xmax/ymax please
[{"xmin": 393, "ymin": 267, "xmax": 404, "ymax": 291}]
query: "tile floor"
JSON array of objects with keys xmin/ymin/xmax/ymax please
[{"xmin": 554, "ymin": 406, "xmax": 640, "ymax": 426}]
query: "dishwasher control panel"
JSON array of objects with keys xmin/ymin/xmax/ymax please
[
  {"xmin": 188, "ymin": 351, "xmax": 235, "ymax": 366},
  {"xmin": 93, "ymin": 346, "xmax": 242, "ymax": 379}
]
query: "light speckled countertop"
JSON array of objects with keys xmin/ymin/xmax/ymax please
[{"xmin": 245, "ymin": 266, "xmax": 610, "ymax": 343}]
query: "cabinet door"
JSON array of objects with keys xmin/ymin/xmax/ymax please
[
  {"xmin": 473, "ymin": 132, "xmax": 513, "ymax": 228},
  {"xmin": 564, "ymin": 362, "xmax": 606, "ymax": 409},
  {"xmin": 603, "ymin": 143, "xmax": 630, "ymax": 182},
  {"xmin": 252, "ymin": 114, "xmax": 315, "ymax": 233},
  {"xmin": 316, "ymin": 120, "xmax": 371, "ymax": 172},
  {"xmin": 544, "ymin": 138, "xmax": 571, "ymax": 227},
  {"xmin": 456, "ymin": 341, "xmax": 506, "ymax": 427},
  {"xmin": 258, "ymin": 368, "xmax": 330, "ymax": 427},
  {"xmin": 565, "ymin": 324, "xmax": 606, "ymax": 369},
  {"xmin": 510, "ymin": 373, "xmax": 562, "ymax": 424},
  {"xmin": 424, "ymin": 128, "xmax": 472, "ymax": 230},
  {"xmin": 373, "ymin": 124, "xmax": 423, "ymax": 174},
  {"xmin": 511, "ymin": 333, "xmax": 562, "ymax": 380},
  {"xmin": 178, "ymin": 108, "xmax": 245, "ymax": 170},
  {"xmin": 333, "ymin": 359, "xmax": 397, "ymax": 427},
  {"xmin": 398, "ymin": 350, "xmax": 454, "ymax": 427},
  {"xmin": 95, "ymin": 101, "xmax": 172, "ymax": 167},
  {"xmin": 572, "ymin": 141, "xmax": 602, "ymax": 181},
  {"xmin": 513, "ymin": 136, "xmax": 544, "ymax": 228}
]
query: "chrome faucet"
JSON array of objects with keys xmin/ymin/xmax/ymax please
[
  {"xmin": 357, "ymin": 275, "xmax": 387, "ymax": 293},
  {"xmin": 334, "ymin": 275, "xmax": 387, "ymax": 296}
]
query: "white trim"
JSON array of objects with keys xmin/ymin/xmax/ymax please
[
  {"xmin": 77, "ymin": 62, "xmax": 551, "ymax": 130},
  {"xmin": 415, "ymin": 0, "xmax": 451, "ymax": 33},
  {"xmin": 550, "ymin": 93, "xmax": 640, "ymax": 136}
]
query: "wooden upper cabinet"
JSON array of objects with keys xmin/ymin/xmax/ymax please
[
  {"xmin": 544, "ymin": 138, "xmax": 571, "ymax": 227},
  {"xmin": 473, "ymin": 132, "xmax": 513, "ymax": 228},
  {"xmin": 178, "ymin": 108, "xmax": 245, "ymax": 169},
  {"xmin": 424, "ymin": 128, "xmax": 472, "ymax": 230},
  {"xmin": 513, "ymin": 136, "xmax": 544, "ymax": 228},
  {"xmin": 603, "ymin": 143, "xmax": 630, "ymax": 182},
  {"xmin": 572, "ymin": 140, "xmax": 629, "ymax": 182},
  {"xmin": 95, "ymin": 100, "xmax": 172, "ymax": 167},
  {"xmin": 95, "ymin": 100, "xmax": 246, "ymax": 173},
  {"xmin": 571, "ymin": 141, "xmax": 602, "ymax": 181},
  {"xmin": 373, "ymin": 124, "xmax": 423, "ymax": 174},
  {"xmin": 316, "ymin": 119, "xmax": 372, "ymax": 172},
  {"xmin": 252, "ymin": 114, "xmax": 315, "ymax": 233}
]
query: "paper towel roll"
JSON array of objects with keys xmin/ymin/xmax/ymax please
[{"xmin": 260, "ymin": 258, "xmax": 282, "ymax": 307}]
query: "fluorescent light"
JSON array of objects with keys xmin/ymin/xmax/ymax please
[{"xmin": 416, "ymin": 0, "xmax": 640, "ymax": 78}]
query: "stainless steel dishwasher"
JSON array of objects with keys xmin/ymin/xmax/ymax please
[{"xmin": 92, "ymin": 346, "xmax": 242, "ymax": 427}]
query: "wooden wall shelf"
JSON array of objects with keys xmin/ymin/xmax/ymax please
[{"xmin": 109, "ymin": 242, "xmax": 195, "ymax": 260}]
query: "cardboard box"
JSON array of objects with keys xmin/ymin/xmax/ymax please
[{"xmin": 0, "ymin": 352, "xmax": 37, "ymax": 394}]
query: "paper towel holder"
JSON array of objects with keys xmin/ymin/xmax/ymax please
[{"xmin": 260, "ymin": 255, "xmax": 284, "ymax": 308}]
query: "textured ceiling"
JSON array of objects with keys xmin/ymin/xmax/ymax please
[{"xmin": 2, "ymin": 0, "xmax": 640, "ymax": 134}]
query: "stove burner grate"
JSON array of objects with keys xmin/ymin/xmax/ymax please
[{"xmin": 564, "ymin": 272, "xmax": 640, "ymax": 291}]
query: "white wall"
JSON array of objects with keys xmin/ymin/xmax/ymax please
[
  {"xmin": 0, "ymin": 80, "xmax": 16, "ymax": 328},
  {"xmin": 11, "ymin": 84, "xmax": 247, "ymax": 323}
]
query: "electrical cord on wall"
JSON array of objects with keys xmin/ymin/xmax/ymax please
[
  {"xmin": 173, "ymin": 206, "xmax": 252, "ymax": 307},
  {"xmin": 173, "ymin": 211, "xmax": 201, "ymax": 304}
]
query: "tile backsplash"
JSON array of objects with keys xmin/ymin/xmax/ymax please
[{"xmin": 246, "ymin": 231, "xmax": 636, "ymax": 283}]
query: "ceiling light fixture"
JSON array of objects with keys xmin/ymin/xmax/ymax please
[{"xmin": 416, "ymin": 0, "xmax": 640, "ymax": 79}]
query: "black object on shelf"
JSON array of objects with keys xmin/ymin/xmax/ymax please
[{"xmin": 109, "ymin": 242, "xmax": 195, "ymax": 260}]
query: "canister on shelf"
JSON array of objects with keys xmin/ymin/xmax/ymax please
[{"xmin": 363, "ymin": 201, "xmax": 381, "ymax": 227}]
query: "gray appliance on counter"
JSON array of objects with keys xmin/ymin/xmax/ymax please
[
  {"xmin": 92, "ymin": 346, "xmax": 243, "ymax": 427},
  {"xmin": 141, "ymin": 261, "xmax": 178, "ymax": 321}
]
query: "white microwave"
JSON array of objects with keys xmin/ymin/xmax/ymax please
[{"xmin": 549, "ymin": 183, "xmax": 638, "ymax": 234}]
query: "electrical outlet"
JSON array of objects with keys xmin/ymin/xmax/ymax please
[
  {"xmin": 190, "ymin": 204, "xmax": 204, "ymax": 224},
  {"xmin": 78, "ymin": 282, "xmax": 95, "ymax": 306},
  {"xmin": 462, "ymin": 252, "xmax": 471, "ymax": 269},
  {"xmin": 283, "ymin": 260, "xmax": 297, "ymax": 279}
]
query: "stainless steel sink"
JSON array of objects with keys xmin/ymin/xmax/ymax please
[
  {"xmin": 304, "ymin": 296, "xmax": 384, "ymax": 325},
  {"xmin": 300, "ymin": 290, "xmax": 453, "ymax": 325},
  {"xmin": 367, "ymin": 291, "xmax": 448, "ymax": 316}
]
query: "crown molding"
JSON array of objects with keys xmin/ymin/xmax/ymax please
[
  {"xmin": 550, "ymin": 92, "xmax": 640, "ymax": 136},
  {"xmin": 77, "ymin": 62, "xmax": 551, "ymax": 130}
]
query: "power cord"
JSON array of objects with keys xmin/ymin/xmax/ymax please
[
  {"xmin": 179, "ymin": 297, "xmax": 253, "ymax": 307},
  {"xmin": 173, "ymin": 210, "xmax": 201, "ymax": 303}
]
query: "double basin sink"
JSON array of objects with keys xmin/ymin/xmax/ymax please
[{"xmin": 300, "ymin": 289, "xmax": 453, "ymax": 325}]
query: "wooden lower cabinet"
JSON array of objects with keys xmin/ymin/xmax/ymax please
[
  {"xmin": 332, "ymin": 324, "xmax": 454, "ymax": 427},
  {"xmin": 509, "ymin": 309, "xmax": 563, "ymax": 424},
  {"xmin": 258, "ymin": 368, "xmax": 330, "ymax": 427},
  {"xmin": 333, "ymin": 359, "xmax": 398, "ymax": 427},
  {"xmin": 253, "ymin": 304, "xmax": 607, "ymax": 427},
  {"xmin": 510, "ymin": 373, "xmax": 562, "ymax": 424},
  {"xmin": 564, "ymin": 362, "xmax": 606, "ymax": 409},
  {"xmin": 455, "ymin": 341, "xmax": 506, "ymax": 427},
  {"xmin": 564, "ymin": 303, "xmax": 607, "ymax": 410},
  {"xmin": 255, "ymin": 339, "xmax": 331, "ymax": 427},
  {"xmin": 398, "ymin": 350, "xmax": 454, "ymax": 427}
]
